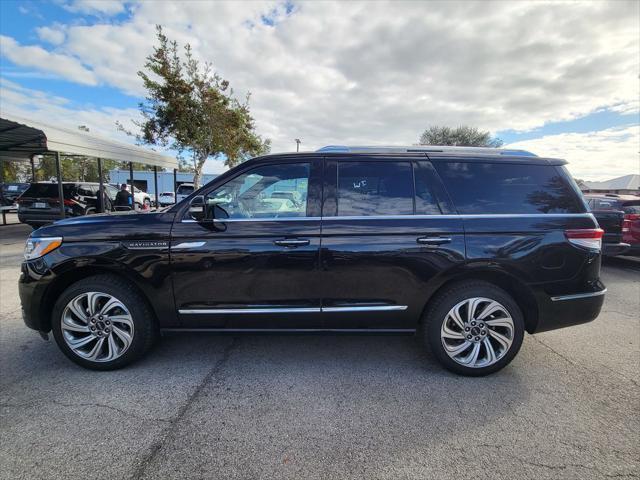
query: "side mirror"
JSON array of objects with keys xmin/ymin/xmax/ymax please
[{"xmin": 189, "ymin": 195, "xmax": 207, "ymax": 221}]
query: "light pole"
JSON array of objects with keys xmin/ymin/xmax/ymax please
[{"xmin": 295, "ymin": 139, "xmax": 301, "ymax": 152}]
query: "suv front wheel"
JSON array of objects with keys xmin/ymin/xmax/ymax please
[
  {"xmin": 51, "ymin": 275, "xmax": 157, "ymax": 370},
  {"xmin": 423, "ymin": 281, "xmax": 525, "ymax": 376}
]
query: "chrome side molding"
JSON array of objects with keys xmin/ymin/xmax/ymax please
[
  {"xmin": 550, "ymin": 289, "xmax": 607, "ymax": 302},
  {"xmin": 179, "ymin": 305, "xmax": 408, "ymax": 314}
]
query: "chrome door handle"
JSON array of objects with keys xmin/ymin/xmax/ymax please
[
  {"xmin": 274, "ymin": 239, "xmax": 310, "ymax": 247},
  {"xmin": 417, "ymin": 237, "xmax": 452, "ymax": 246}
]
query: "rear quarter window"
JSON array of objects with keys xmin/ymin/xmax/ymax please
[{"xmin": 434, "ymin": 162, "xmax": 585, "ymax": 214}]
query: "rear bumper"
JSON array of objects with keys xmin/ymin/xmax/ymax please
[
  {"xmin": 602, "ymin": 242, "xmax": 630, "ymax": 256},
  {"xmin": 18, "ymin": 211, "xmax": 60, "ymax": 225},
  {"xmin": 532, "ymin": 287, "xmax": 606, "ymax": 333}
]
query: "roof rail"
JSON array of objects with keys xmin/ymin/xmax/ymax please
[{"xmin": 315, "ymin": 145, "xmax": 537, "ymax": 157}]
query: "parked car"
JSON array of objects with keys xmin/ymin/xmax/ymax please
[
  {"xmin": 17, "ymin": 182, "xmax": 118, "ymax": 229},
  {"xmin": 158, "ymin": 191, "xmax": 176, "ymax": 206},
  {"xmin": 175, "ymin": 183, "xmax": 194, "ymax": 202},
  {"xmin": 19, "ymin": 146, "xmax": 606, "ymax": 375},
  {"xmin": 585, "ymin": 194, "xmax": 640, "ymax": 256},
  {"xmin": 110, "ymin": 184, "xmax": 151, "ymax": 209},
  {"xmin": 1, "ymin": 182, "xmax": 30, "ymax": 206}
]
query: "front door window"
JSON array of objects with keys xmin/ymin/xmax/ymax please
[{"xmin": 196, "ymin": 163, "xmax": 310, "ymax": 220}]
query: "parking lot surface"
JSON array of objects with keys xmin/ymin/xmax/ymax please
[{"xmin": 1, "ymin": 221, "xmax": 638, "ymax": 479}]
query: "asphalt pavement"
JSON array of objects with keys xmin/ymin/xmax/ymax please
[{"xmin": 1, "ymin": 221, "xmax": 638, "ymax": 479}]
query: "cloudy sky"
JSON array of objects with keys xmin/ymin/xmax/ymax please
[{"xmin": 0, "ymin": 0, "xmax": 638, "ymax": 180}]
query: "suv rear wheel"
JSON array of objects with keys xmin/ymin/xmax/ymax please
[
  {"xmin": 423, "ymin": 281, "xmax": 524, "ymax": 376},
  {"xmin": 51, "ymin": 275, "xmax": 157, "ymax": 370}
]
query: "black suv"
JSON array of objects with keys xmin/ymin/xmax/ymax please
[
  {"xmin": 17, "ymin": 182, "xmax": 119, "ymax": 228},
  {"xmin": 1, "ymin": 182, "xmax": 30, "ymax": 206},
  {"xmin": 19, "ymin": 147, "xmax": 606, "ymax": 375}
]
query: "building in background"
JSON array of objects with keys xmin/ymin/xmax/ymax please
[
  {"xmin": 108, "ymin": 169, "xmax": 218, "ymax": 195},
  {"xmin": 581, "ymin": 174, "xmax": 639, "ymax": 196}
]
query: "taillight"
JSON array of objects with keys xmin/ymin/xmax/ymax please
[
  {"xmin": 622, "ymin": 214, "xmax": 639, "ymax": 233},
  {"xmin": 565, "ymin": 228, "xmax": 604, "ymax": 250},
  {"xmin": 63, "ymin": 199, "xmax": 76, "ymax": 206}
]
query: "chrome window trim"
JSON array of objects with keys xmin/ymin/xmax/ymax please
[
  {"xmin": 550, "ymin": 289, "xmax": 607, "ymax": 302},
  {"xmin": 179, "ymin": 305, "xmax": 408, "ymax": 314},
  {"xmin": 181, "ymin": 213, "xmax": 594, "ymax": 223}
]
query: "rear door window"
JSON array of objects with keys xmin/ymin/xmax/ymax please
[
  {"xmin": 434, "ymin": 162, "xmax": 584, "ymax": 214},
  {"xmin": 414, "ymin": 161, "xmax": 453, "ymax": 214},
  {"xmin": 337, "ymin": 161, "xmax": 413, "ymax": 216}
]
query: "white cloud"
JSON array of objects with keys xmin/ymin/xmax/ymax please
[
  {"xmin": 36, "ymin": 25, "xmax": 66, "ymax": 46},
  {"xmin": 507, "ymin": 126, "xmax": 640, "ymax": 181},
  {"xmin": 0, "ymin": 35, "xmax": 97, "ymax": 85},
  {"xmin": 1, "ymin": 0, "xmax": 639, "ymax": 157},
  {"xmin": 60, "ymin": 0, "xmax": 127, "ymax": 16}
]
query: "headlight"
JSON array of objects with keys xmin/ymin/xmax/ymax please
[{"xmin": 24, "ymin": 237, "xmax": 63, "ymax": 260}]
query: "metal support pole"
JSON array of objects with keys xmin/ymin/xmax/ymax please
[
  {"xmin": 173, "ymin": 168, "xmax": 178, "ymax": 193},
  {"xmin": 97, "ymin": 157, "xmax": 104, "ymax": 213},
  {"xmin": 129, "ymin": 161, "xmax": 134, "ymax": 210},
  {"xmin": 30, "ymin": 156, "xmax": 36, "ymax": 182},
  {"xmin": 153, "ymin": 166, "xmax": 159, "ymax": 210},
  {"xmin": 55, "ymin": 152, "xmax": 65, "ymax": 219}
]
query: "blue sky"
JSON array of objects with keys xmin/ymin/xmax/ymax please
[{"xmin": 1, "ymin": 0, "xmax": 638, "ymax": 180}]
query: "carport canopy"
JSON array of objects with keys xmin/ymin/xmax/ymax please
[{"xmin": 0, "ymin": 113, "xmax": 178, "ymax": 217}]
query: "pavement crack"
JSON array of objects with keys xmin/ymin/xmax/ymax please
[{"xmin": 128, "ymin": 336, "xmax": 241, "ymax": 480}]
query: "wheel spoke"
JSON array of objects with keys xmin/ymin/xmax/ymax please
[
  {"xmin": 485, "ymin": 317, "xmax": 514, "ymax": 331},
  {"xmin": 66, "ymin": 334, "xmax": 96, "ymax": 349},
  {"xmin": 109, "ymin": 315, "xmax": 133, "ymax": 329},
  {"xmin": 100, "ymin": 297, "xmax": 127, "ymax": 316},
  {"xmin": 86, "ymin": 292, "xmax": 102, "ymax": 316},
  {"xmin": 86, "ymin": 337, "xmax": 105, "ymax": 360},
  {"xmin": 476, "ymin": 301, "xmax": 502, "ymax": 320},
  {"xmin": 459, "ymin": 342, "xmax": 481, "ymax": 366},
  {"xmin": 449, "ymin": 305, "xmax": 465, "ymax": 330},
  {"xmin": 441, "ymin": 325, "xmax": 465, "ymax": 340},
  {"xmin": 111, "ymin": 326, "xmax": 132, "ymax": 350},
  {"xmin": 68, "ymin": 297, "xmax": 89, "ymax": 322},
  {"xmin": 483, "ymin": 338, "xmax": 496, "ymax": 364},
  {"xmin": 488, "ymin": 329, "xmax": 512, "ymax": 350},
  {"xmin": 467, "ymin": 298, "xmax": 483, "ymax": 322},
  {"xmin": 62, "ymin": 317, "xmax": 90, "ymax": 333},
  {"xmin": 106, "ymin": 334, "xmax": 119, "ymax": 361},
  {"xmin": 444, "ymin": 340, "xmax": 472, "ymax": 356}
]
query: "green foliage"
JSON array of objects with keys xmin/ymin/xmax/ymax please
[
  {"xmin": 0, "ymin": 156, "xmax": 154, "ymax": 184},
  {"xmin": 419, "ymin": 126, "xmax": 504, "ymax": 148},
  {"xmin": 130, "ymin": 25, "xmax": 270, "ymax": 187}
]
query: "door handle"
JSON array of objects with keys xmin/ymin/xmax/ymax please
[
  {"xmin": 416, "ymin": 237, "xmax": 452, "ymax": 246},
  {"xmin": 274, "ymin": 239, "xmax": 310, "ymax": 247}
]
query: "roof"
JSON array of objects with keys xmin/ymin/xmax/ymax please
[
  {"xmin": 252, "ymin": 148, "xmax": 565, "ymax": 165},
  {"xmin": 584, "ymin": 174, "xmax": 639, "ymax": 191},
  {"xmin": 0, "ymin": 113, "xmax": 178, "ymax": 169},
  {"xmin": 316, "ymin": 145, "xmax": 538, "ymax": 157}
]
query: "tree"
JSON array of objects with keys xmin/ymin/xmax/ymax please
[
  {"xmin": 419, "ymin": 126, "xmax": 503, "ymax": 147},
  {"xmin": 124, "ymin": 26, "xmax": 270, "ymax": 188}
]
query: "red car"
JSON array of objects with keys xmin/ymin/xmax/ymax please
[{"xmin": 585, "ymin": 194, "xmax": 640, "ymax": 256}]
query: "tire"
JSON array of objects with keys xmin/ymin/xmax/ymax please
[
  {"xmin": 51, "ymin": 275, "xmax": 157, "ymax": 370},
  {"xmin": 422, "ymin": 281, "xmax": 525, "ymax": 376}
]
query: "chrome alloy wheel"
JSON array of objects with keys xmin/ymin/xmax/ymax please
[
  {"xmin": 61, "ymin": 292, "xmax": 134, "ymax": 362},
  {"xmin": 440, "ymin": 297, "xmax": 515, "ymax": 368}
]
